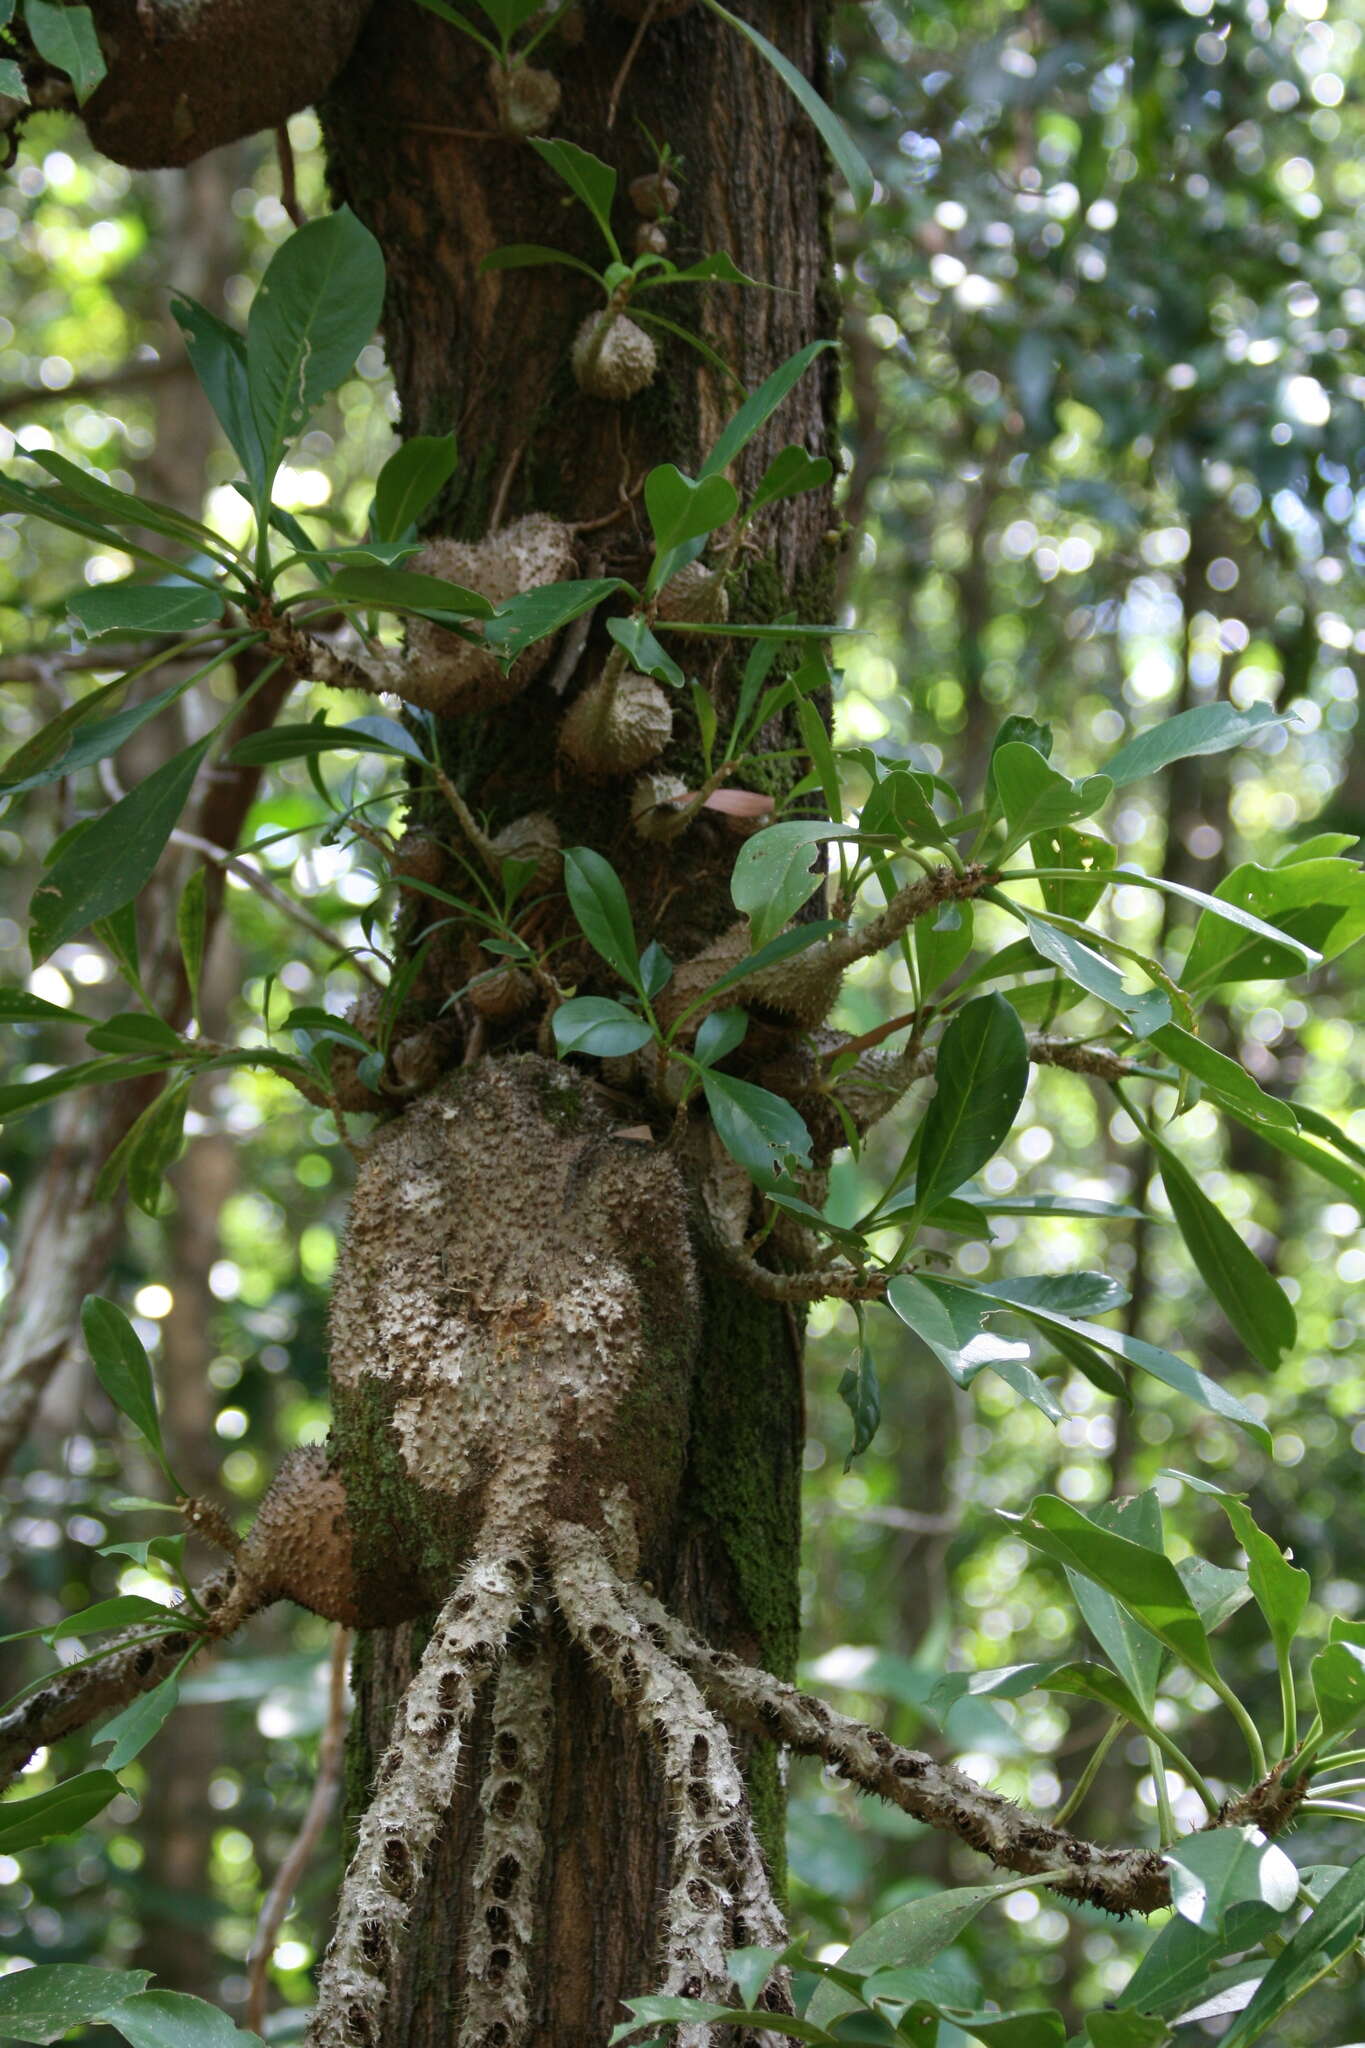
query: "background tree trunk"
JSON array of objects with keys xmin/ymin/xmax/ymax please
[{"xmin": 320, "ymin": 7, "xmax": 837, "ymax": 2040}]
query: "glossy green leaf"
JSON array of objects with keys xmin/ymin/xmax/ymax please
[
  {"xmin": 246, "ymin": 207, "xmax": 386, "ymax": 494},
  {"xmin": 992, "ymin": 743, "xmax": 1112, "ymax": 844},
  {"xmin": 838, "ymin": 1345, "xmax": 881, "ymax": 1459},
  {"xmin": 0, "ymin": 1769, "xmax": 121, "ymax": 1853},
  {"xmin": 887, "ymin": 1275, "xmax": 1033, "ymax": 1387},
  {"xmin": 748, "ymin": 444, "xmax": 834, "ymax": 516},
  {"xmin": 606, "ymin": 614, "xmax": 684, "ymax": 688},
  {"xmin": 1151, "ymin": 1138, "xmax": 1296, "ymax": 1370},
  {"xmin": 693, "ymin": 920, "xmax": 841, "ymax": 1007},
  {"xmin": 527, "ymin": 137, "xmax": 619, "ymax": 251},
  {"xmin": 1117, "ymin": 1899, "xmax": 1285, "ymax": 2016},
  {"xmin": 22, "ymin": 450, "xmax": 230, "ymax": 561},
  {"xmin": 325, "ymin": 561, "xmax": 493, "ymax": 618},
  {"xmin": 126, "ymin": 1076, "xmax": 190, "ymax": 1217},
  {"xmin": 1174, "ymin": 1554, "xmax": 1251, "ymax": 1635},
  {"xmin": 0, "ymin": 987, "xmax": 95, "ymax": 1025},
  {"xmin": 1310, "ymin": 1639, "xmax": 1365, "ymax": 1744},
  {"xmin": 171, "ymin": 296, "xmax": 268, "ymax": 500},
  {"xmin": 645, "ymin": 463, "xmax": 739, "ymax": 560},
  {"xmin": 1085, "ymin": 2015, "xmax": 1171, "ymax": 2048},
  {"xmin": 109, "ymin": 1991, "xmax": 265, "ymax": 2048},
  {"xmin": 1031, "ymin": 826, "xmax": 1116, "ymax": 922},
  {"xmin": 610, "ymin": 1997, "xmax": 824, "ymax": 2042},
  {"xmin": 977, "ymin": 1271, "xmax": 1128, "ymax": 1317},
  {"xmin": 23, "ymin": 0, "xmax": 105, "ymax": 99},
  {"xmin": 67, "ymin": 579, "xmax": 223, "ymax": 639},
  {"xmin": 177, "ymin": 867, "xmax": 208, "ymax": 1020},
  {"xmin": 1005, "ymin": 1494, "xmax": 1217, "ymax": 1682},
  {"xmin": 0, "ymin": 57, "xmax": 29, "ymax": 99},
  {"xmin": 1103, "ymin": 702, "xmax": 1286, "ymax": 787},
  {"xmin": 30, "ymin": 736, "xmax": 211, "ymax": 962},
  {"xmin": 698, "ymin": 0, "xmax": 874, "ymax": 210},
  {"xmin": 552, "ymin": 997, "xmax": 653, "ymax": 1058},
  {"xmin": 370, "ymin": 433, "xmax": 459, "ymax": 540},
  {"xmin": 1182, "ymin": 857, "xmax": 1365, "ymax": 988},
  {"xmin": 730, "ymin": 819, "xmax": 856, "ymax": 947},
  {"xmin": 483, "ymin": 578, "xmax": 627, "ymax": 661},
  {"xmin": 700, "ymin": 340, "xmax": 836, "ymax": 480},
  {"xmin": 96, "ymin": 1676, "xmax": 182, "ymax": 1771},
  {"xmin": 1015, "ymin": 908, "xmax": 1167, "ymax": 1028},
  {"xmin": 228, "ymin": 716, "xmax": 426, "ymax": 767},
  {"xmin": 916, "ymin": 994, "xmax": 1029, "ymax": 1209},
  {"xmin": 700, "ymin": 1070, "xmax": 813, "ymax": 1178},
  {"xmin": 991, "ymin": 1291, "xmax": 1270, "ymax": 1444},
  {"xmin": 1217, "ymin": 1849, "xmax": 1365, "ymax": 2048},
  {"xmin": 694, "ymin": 1007, "xmax": 748, "ymax": 1068},
  {"xmin": 85, "ymin": 1013, "xmax": 184, "ymax": 1056},
  {"xmin": 1146, "ymin": 1023, "xmax": 1296, "ymax": 1131},
  {"xmin": 0, "ymin": 1965, "xmax": 151, "ymax": 2044},
  {"xmin": 81, "ymin": 1296, "xmax": 173, "ymax": 1476},
  {"xmin": 42, "ymin": 1593, "xmax": 178, "ymax": 1641},
  {"xmin": 1163, "ymin": 1826, "xmax": 1298, "ymax": 1934},
  {"xmin": 563, "ymin": 846, "xmax": 642, "ymax": 988},
  {"xmin": 805, "ymin": 1886, "xmax": 1005, "ymax": 2027},
  {"xmin": 0, "ymin": 1055, "xmax": 177, "ymax": 1123}
]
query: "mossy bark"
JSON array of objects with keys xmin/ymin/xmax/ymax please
[{"xmin": 321, "ymin": 6, "xmax": 834, "ymax": 2038}]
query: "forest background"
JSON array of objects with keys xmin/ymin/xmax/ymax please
[{"xmin": 0, "ymin": 0, "xmax": 1363, "ymax": 2039}]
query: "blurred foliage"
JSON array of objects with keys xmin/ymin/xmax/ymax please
[{"xmin": 0, "ymin": 0, "xmax": 1362, "ymax": 2038}]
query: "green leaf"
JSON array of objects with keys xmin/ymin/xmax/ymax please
[
  {"xmin": 917, "ymin": 900, "xmax": 974, "ymax": 992},
  {"xmin": 552, "ymin": 997, "xmax": 654, "ymax": 1058},
  {"xmin": 0, "ymin": 1056, "xmax": 178, "ymax": 1124},
  {"xmin": 700, "ymin": 1070, "xmax": 813, "ymax": 1179},
  {"xmin": 370, "ymin": 434, "xmax": 459, "ymax": 540},
  {"xmin": 992, "ymin": 743, "xmax": 1112, "ymax": 845},
  {"xmin": 1031, "ymin": 827, "xmax": 1116, "ymax": 923},
  {"xmin": 698, "ymin": 0, "xmax": 873, "ymax": 210},
  {"xmin": 527, "ymin": 137, "xmax": 619, "ymax": 253},
  {"xmin": 325, "ymin": 562, "xmax": 494, "ymax": 618},
  {"xmin": 66, "ymin": 579, "xmax": 223, "ymax": 640},
  {"xmin": 1118, "ymin": 1899, "xmax": 1285, "ymax": 2017},
  {"xmin": 972, "ymin": 1193, "xmax": 1146, "ymax": 1222},
  {"xmin": 1163, "ymin": 1827, "xmax": 1298, "ymax": 1934},
  {"xmin": 1151, "ymin": 1138, "xmax": 1296, "ymax": 1370},
  {"xmin": 700, "ymin": 340, "xmax": 836, "ymax": 480},
  {"xmin": 22, "ymin": 0, "xmax": 105, "ymax": 99},
  {"xmin": 1063, "ymin": 1494, "xmax": 1166, "ymax": 1712},
  {"xmin": 246, "ymin": 207, "xmax": 386, "ymax": 496},
  {"xmin": 109, "ymin": 1991, "xmax": 265, "ymax": 2048},
  {"xmin": 177, "ymin": 867, "xmax": 208, "ymax": 1021},
  {"xmin": 887, "ymin": 1275, "xmax": 1033, "ymax": 1389},
  {"xmin": 126, "ymin": 1077, "xmax": 190, "ymax": 1217},
  {"xmin": 0, "ymin": 1966, "xmax": 152, "ymax": 2045},
  {"xmin": 977, "ymin": 1272, "xmax": 1128, "ymax": 1318},
  {"xmin": 805, "ymin": 1887, "xmax": 1004, "ymax": 2028},
  {"xmin": 1146, "ymin": 1023, "xmax": 1296, "ymax": 1131},
  {"xmin": 691, "ymin": 920, "xmax": 841, "ymax": 1007},
  {"xmin": 1085, "ymin": 2016, "xmax": 1171, "ymax": 2048},
  {"xmin": 228, "ymin": 716, "xmax": 427, "ymax": 767},
  {"xmin": 1181, "ymin": 857, "xmax": 1365, "ymax": 989},
  {"xmin": 730, "ymin": 819, "xmax": 856, "ymax": 948},
  {"xmin": 916, "ymin": 994, "xmax": 1029, "ymax": 1209},
  {"xmin": 1310, "ymin": 1640, "xmax": 1365, "ymax": 1745},
  {"xmin": 170, "ymin": 296, "xmax": 268, "ymax": 500},
  {"xmin": 989, "ymin": 1294, "xmax": 1270, "ymax": 1446},
  {"xmin": 1217, "ymin": 1850, "xmax": 1365, "ymax": 2048},
  {"xmin": 479, "ymin": 242, "xmax": 604, "ymax": 283},
  {"xmin": 611, "ymin": 2000, "xmax": 824, "ymax": 2043},
  {"xmin": 22, "ymin": 450, "xmax": 230, "ymax": 561},
  {"xmin": 748, "ymin": 444, "xmax": 834, "ymax": 516},
  {"xmin": 0, "ymin": 57, "xmax": 29, "ymax": 100},
  {"xmin": 483, "ymin": 578, "xmax": 627, "ymax": 662},
  {"xmin": 85, "ymin": 1013, "xmax": 184, "ymax": 1056},
  {"xmin": 1015, "ymin": 908, "xmax": 1167, "ymax": 1028},
  {"xmin": 563, "ymin": 846, "xmax": 642, "ymax": 988},
  {"xmin": 29, "ymin": 736, "xmax": 211, "ymax": 962},
  {"xmin": 95, "ymin": 1676, "xmax": 182, "ymax": 1770},
  {"xmin": 694, "ymin": 1007, "xmax": 748, "ymax": 1068},
  {"xmin": 0, "ymin": 987, "xmax": 95, "ymax": 1025},
  {"xmin": 644, "ymin": 463, "xmax": 739, "ymax": 560},
  {"xmin": 5, "ymin": 673, "xmax": 212, "ymax": 804},
  {"xmin": 0, "ymin": 1769, "xmax": 121, "ymax": 1853},
  {"xmin": 606, "ymin": 614, "xmax": 684, "ymax": 688},
  {"xmin": 41, "ymin": 1594, "xmax": 177, "ymax": 1641},
  {"xmin": 80, "ymin": 1296, "xmax": 174, "ymax": 1478},
  {"xmin": 838, "ymin": 1345, "xmax": 881, "ymax": 1460},
  {"xmin": 1103, "ymin": 702, "xmax": 1287, "ymax": 788},
  {"xmin": 471, "ymin": 0, "xmax": 544, "ymax": 32},
  {"xmin": 1004, "ymin": 1494, "xmax": 1217, "ymax": 1683}
]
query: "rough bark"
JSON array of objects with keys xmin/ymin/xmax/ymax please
[{"xmin": 314, "ymin": 7, "xmax": 834, "ymax": 2039}]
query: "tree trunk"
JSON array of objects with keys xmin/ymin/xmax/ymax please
[{"xmin": 318, "ymin": 8, "xmax": 835, "ymax": 2040}]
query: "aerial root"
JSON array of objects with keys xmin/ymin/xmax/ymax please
[
  {"xmin": 306, "ymin": 1541, "xmax": 529, "ymax": 2048},
  {"xmin": 458, "ymin": 1601, "xmax": 555, "ymax": 2048},
  {"xmin": 549, "ymin": 1522, "xmax": 793, "ymax": 2048},
  {"xmin": 620, "ymin": 1583, "xmax": 1174, "ymax": 1919}
]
